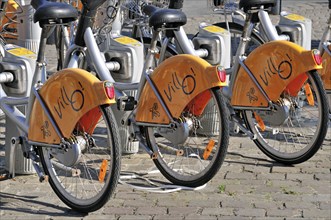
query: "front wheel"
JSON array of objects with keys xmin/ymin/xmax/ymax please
[
  {"xmin": 145, "ymin": 87, "xmax": 230, "ymax": 187},
  {"xmin": 243, "ymin": 71, "xmax": 329, "ymax": 164},
  {"xmin": 38, "ymin": 106, "xmax": 121, "ymax": 212}
]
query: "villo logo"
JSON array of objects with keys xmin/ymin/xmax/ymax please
[
  {"xmin": 259, "ymin": 54, "xmax": 293, "ymax": 87},
  {"xmin": 53, "ymin": 82, "xmax": 85, "ymax": 119},
  {"xmin": 163, "ymin": 68, "xmax": 197, "ymax": 102}
]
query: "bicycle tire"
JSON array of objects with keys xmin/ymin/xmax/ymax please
[
  {"xmin": 213, "ymin": 22, "xmax": 265, "ymax": 63},
  {"xmin": 145, "ymin": 87, "xmax": 230, "ymax": 187},
  {"xmin": 38, "ymin": 105, "xmax": 121, "ymax": 212},
  {"xmin": 243, "ymin": 71, "xmax": 329, "ymax": 164}
]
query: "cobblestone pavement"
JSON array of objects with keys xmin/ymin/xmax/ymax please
[{"xmin": 1, "ymin": 1, "xmax": 331, "ymax": 219}]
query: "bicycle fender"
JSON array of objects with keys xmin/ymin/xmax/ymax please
[
  {"xmin": 28, "ymin": 68, "xmax": 115, "ymax": 144},
  {"xmin": 135, "ymin": 54, "xmax": 227, "ymax": 124},
  {"xmin": 231, "ymin": 40, "xmax": 322, "ymax": 107},
  {"xmin": 320, "ymin": 45, "xmax": 331, "ymax": 90}
]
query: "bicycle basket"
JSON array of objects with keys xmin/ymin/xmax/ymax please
[
  {"xmin": 208, "ymin": 0, "xmax": 239, "ymax": 14},
  {"xmin": 121, "ymin": 0, "xmax": 169, "ymax": 24},
  {"xmin": 0, "ymin": 0, "xmax": 23, "ymax": 39}
]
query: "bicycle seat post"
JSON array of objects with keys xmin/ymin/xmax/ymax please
[
  {"xmin": 227, "ymin": 8, "xmax": 258, "ymax": 97},
  {"xmin": 144, "ymin": 29, "xmax": 160, "ymax": 70},
  {"xmin": 35, "ymin": 26, "xmax": 54, "ymax": 81}
]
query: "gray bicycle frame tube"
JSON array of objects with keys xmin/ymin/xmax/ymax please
[
  {"xmin": 258, "ymin": 10, "xmax": 282, "ymax": 41},
  {"xmin": 173, "ymin": 27, "xmax": 209, "ymax": 58},
  {"xmin": 174, "ymin": 27, "xmax": 199, "ymax": 55},
  {"xmin": 319, "ymin": 13, "xmax": 331, "ymax": 53}
]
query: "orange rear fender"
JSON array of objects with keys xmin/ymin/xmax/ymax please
[
  {"xmin": 135, "ymin": 54, "xmax": 227, "ymax": 124},
  {"xmin": 28, "ymin": 68, "xmax": 115, "ymax": 144},
  {"xmin": 231, "ymin": 41, "xmax": 322, "ymax": 107}
]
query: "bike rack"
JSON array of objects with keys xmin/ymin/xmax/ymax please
[{"xmin": 3, "ymin": 1, "xmax": 41, "ymax": 176}]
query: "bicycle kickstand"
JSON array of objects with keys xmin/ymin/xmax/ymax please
[{"xmin": 9, "ymin": 137, "xmax": 46, "ymax": 182}]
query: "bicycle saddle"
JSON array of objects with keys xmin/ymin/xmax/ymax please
[
  {"xmin": 142, "ymin": 5, "xmax": 187, "ymax": 30},
  {"xmin": 32, "ymin": 0, "xmax": 78, "ymax": 26},
  {"xmin": 239, "ymin": 0, "xmax": 276, "ymax": 12}
]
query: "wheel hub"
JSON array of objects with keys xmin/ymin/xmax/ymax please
[
  {"xmin": 256, "ymin": 99, "xmax": 292, "ymax": 126},
  {"xmin": 54, "ymin": 135, "xmax": 88, "ymax": 167},
  {"xmin": 157, "ymin": 116, "xmax": 199, "ymax": 145}
]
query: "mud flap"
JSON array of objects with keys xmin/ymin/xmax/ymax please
[
  {"xmin": 28, "ymin": 68, "xmax": 115, "ymax": 144},
  {"xmin": 135, "ymin": 54, "xmax": 227, "ymax": 124},
  {"xmin": 231, "ymin": 41, "xmax": 322, "ymax": 108}
]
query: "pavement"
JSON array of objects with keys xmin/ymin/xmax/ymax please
[{"xmin": 0, "ymin": 0, "xmax": 331, "ymax": 219}]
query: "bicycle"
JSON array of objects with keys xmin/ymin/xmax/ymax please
[
  {"xmin": 135, "ymin": 0, "xmax": 330, "ymax": 164},
  {"xmin": 0, "ymin": 0, "xmax": 121, "ymax": 212},
  {"xmin": 210, "ymin": 0, "xmax": 331, "ymax": 114},
  {"xmin": 58, "ymin": 0, "xmax": 230, "ymax": 187}
]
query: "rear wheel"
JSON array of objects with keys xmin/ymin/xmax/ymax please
[
  {"xmin": 39, "ymin": 106, "xmax": 121, "ymax": 212},
  {"xmin": 145, "ymin": 87, "xmax": 229, "ymax": 187},
  {"xmin": 243, "ymin": 71, "xmax": 329, "ymax": 164}
]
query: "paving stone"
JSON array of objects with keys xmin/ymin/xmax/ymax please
[
  {"xmin": 152, "ymin": 214, "xmax": 185, "ymax": 220},
  {"xmin": 224, "ymin": 172, "xmax": 256, "ymax": 180},
  {"xmin": 134, "ymin": 207, "xmax": 167, "ymax": 215},
  {"xmin": 235, "ymin": 208, "xmax": 266, "ymax": 217},
  {"xmin": 286, "ymin": 174, "xmax": 315, "ymax": 181},
  {"xmin": 103, "ymin": 207, "xmax": 135, "ymax": 215},
  {"xmin": 319, "ymin": 201, "xmax": 331, "ymax": 210},
  {"xmin": 167, "ymin": 207, "xmax": 200, "ymax": 215},
  {"xmin": 266, "ymin": 208, "xmax": 303, "ymax": 218},
  {"xmin": 256, "ymin": 173, "xmax": 286, "ymax": 181},
  {"xmin": 118, "ymin": 214, "xmax": 152, "ymax": 220},
  {"xmin": 84, "ymin": 214, "xmax": 117, "ymax": 220},
  {"xmin": 302, "ymin": 209, "xmax": 331, "ymax": 218},
  {"xmin": 184, "ymin": 214, "xmax": 218, "ymax": 220},
  {"xmin": 201, "ymin": 207, "xmax": 234, "ymax": 216}
]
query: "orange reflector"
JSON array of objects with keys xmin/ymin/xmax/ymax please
[
  {"xmin": 304, "ymin": 83, "xmax": 314, "ymax": 106},
  {"xmin": 254, "ymin": 112, "xmax": 266, "ymax": 131},
  {"xmin": 98, "ymin": 159, "xmax": 108, "ymax": 183},
  {"xmin": 203, "ymin": 139, "xmax": 215, "ymax": 160}
]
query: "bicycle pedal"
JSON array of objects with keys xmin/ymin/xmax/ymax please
[{"xmin": 117, "ymin": 96, "xmax": 136, "ymax": 111}]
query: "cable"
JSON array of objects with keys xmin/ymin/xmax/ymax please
[{"xmin": 119, "ymin": 170, "xmax": 207, "ymax": 193}]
